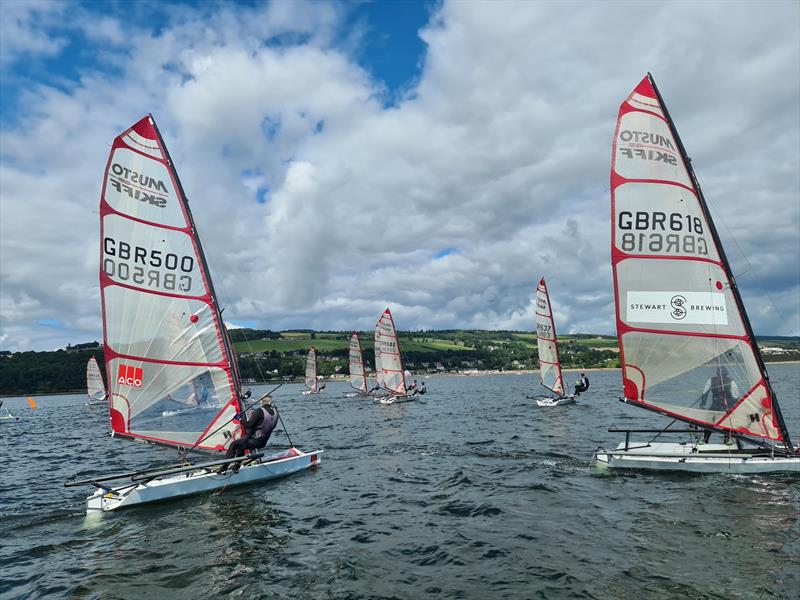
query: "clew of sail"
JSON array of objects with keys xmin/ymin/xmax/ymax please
[
  {"xmin": 87, "ymin": 356, "xmax": 107, "ymax": 401},
  {"xmin": 349, "ymin": 333, "xmax": 367, "ymax": 393},
  {"xmin": 100, "ymin": 115, "xmax": 243, "ymax": 452},
  {"xmin": 610, "ymin": 75, "xmax": 790, "ymax": 446},
  {"xmin": 305, "ymin": 347, "xmax": 318, "ymax": 392},
  {"xmin": 376, "ymin": 308, "xmax": 407, "ymax": 396},
  {"xmin": 535, "ymin": 278, "xmax": 564, "ymax": 396}
]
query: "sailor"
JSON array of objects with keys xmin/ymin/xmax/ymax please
[
  {"xmin": 220, "ymin": 394, "xmax": 279, "ymax": 474},
  {"xmin": 417, "ymin": 381, "xmax": 426, "ymax": 395},
  {"xmin": 699, "ymin": 366, "xmax": 739, "ymax": 444},
  {"xmin": 573, "ymin": 373, "xmax": 589, "ymax": 396},
  {"xmin": 409, "ymin": 379, "xmax": 418, "ymax": 394}
]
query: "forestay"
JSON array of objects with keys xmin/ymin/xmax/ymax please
[
  {"xmin": 100, "ymin": 115, "xmax": 243, "ymax": 452},
  {"xmin": 305, "ymin": 347, "xmax": 318, "ymax": 392},
  {"xmin": 535, "ymin": 278, "xmax": 564, "ymax": 396},
  {"xmin": 610, "ymin": 75, "xmax": 790, "ymax": 445},
  {"xmin": 349, "ymin": 333, "xmax": 367, "ymax": 393},
  {"xmin": 376, "ymin": 308, "xmax": 407, "ymax": 396},
  {"xmin": 87, "ymin": 357, "xmax": 107, "ymax": 402}
]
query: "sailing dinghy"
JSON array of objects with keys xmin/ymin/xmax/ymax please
[
  {"xmin": 301, "ymin": 347, "xmax": 323, "ymax": 395},
  {"xmin": 65, "ymin": 115, "xmax": 321, "ymax": 512},
  {"xmin": 374, "ymin": 308, "xmax": 418, "ymax": 404},
  {"xmin": 528, "ymin": 278, "xmax": 576, "ymax": 407},
  {"xmin": 85, "ymin": 356, "xmax": 108, "ymax": 406},
  {"xmin": 594, "ymin": 74, "xmax": 798, "ymax": 473},
  {"xmin": 345, "ymin": 333, "xmax": 369, "ymax": 397},
  {"xmin": 0, "ymin": 401, "xmax": 20, "ymax": 424}
]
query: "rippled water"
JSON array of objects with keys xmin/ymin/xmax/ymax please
[{"xmin": 2, "ymin": 366, "xmax": 799, "ymax": 599}]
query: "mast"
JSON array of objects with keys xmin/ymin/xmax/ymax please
[
  {"xmin": 148, "ymin": 116, "xmax": 244, "ymax": 414},
  {"xmin": 647, "ymin": 75, "xmax": 793, "ymax": 451}
]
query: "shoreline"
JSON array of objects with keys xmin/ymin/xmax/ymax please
[{"xmin": 3, "ymin": 361, "xmax": 797, "ymax": 398}]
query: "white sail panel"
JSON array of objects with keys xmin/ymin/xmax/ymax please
[
  {"xmin": 611, "ymin": 76, "xmax": 784, "ymax": 442},
  {"xmin": 376, "ymin": 308, "xmax": 406, "ymax": 395},
  {"xmin": 614, "ymin": 183, "xmax": 720, "ymax": 262},
  {"xmin": 101, "ymin": 116, "xmax": 241, "ymax": 451},
  {"xmin": 349, "ymin": 333, "xmax": 367, "ymax": 393},
  {"xmin": 102, "ymin": 214, "xmax": 203, "ymax": 296},
  {"xmin": 535, "ymin": 278, "xmax": 564, "ymax": 396},
  {"xmin": 305, "ymin": 348, "xmax": 318, "ymax": 392},
  {"xmin": 374, "ymin": 322, "xmax": 385, "ymax": 388},
  {"xmin": 87, "ymin": 357, "xmax": 107, "ymax": 401},
  {"xmin": 104, "ymin": 287, "xmax": 224, "ymax": 363},
  {"xmin": 105, "ymin": 147, "xmax": 187, "ymax": 228}
]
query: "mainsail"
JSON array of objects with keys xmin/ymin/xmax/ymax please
[
  {"xmin": 373, "ymin": 323, "xmax": 385, "ymax": 388},
  {"xmin": 535, "ymin": 278, "xmax": 564, "ymax": 396},
  {"xmin": 86, "ymin": 356, "xmax": 107, "ymax": 402},
  {"xmin": 349, "ymin": 333, "xmax": 367, "ymax": 393},
  {"xmin": 305, "ymin": 347, "xmax": 318, "ymax": 393},
  {"xmin": 375, "ymin": 308, "xmax": 407, "ymax": 396},
  {"xmin": 100, "ymin": 115, "xmax": 243, "ymax": 452},
  {"xmin": 610, "ymin": 75, "xmax": 792, "ymax": 447}
]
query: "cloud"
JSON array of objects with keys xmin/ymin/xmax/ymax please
[
  {"xmin": 0, "ymin": 0, "xmax": 67, "ymax": 65},
  {"xmin": 0, "ymin": 0, "xmax": 798, "ymax": 352}
]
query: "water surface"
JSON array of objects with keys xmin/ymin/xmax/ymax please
[{"xmin": 1, "ymin": 366, "xmax": 798, "ymax": 599}]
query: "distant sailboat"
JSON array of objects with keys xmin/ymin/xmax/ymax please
[
  {"xmin": 374, "ymin": 308, "xmax": 420, "ymax": 404},
  {"xmin": 65, "ymin": 115, "xmax": 322, "ymax": 512},
  {"xmin": 302, "ymin": 347, "xmax": 324, "ymax": 395},
  {"xmin": 85, "ymin": 356, "xmax": 108, "ymax": 406},
  {"xmin": 594, "ymin": 74, "xmax": 798, "ymax": 473},
  {"xmin": 0, "ymin": 400, "xmax": 20, "ymax": 424},
  {"xmin": 528, "ymin": 278, "xmax": 576, "ymax": 407},
  {"xmin": 345, "ymin": 333, "xmax": 369, "ymax": 397}
]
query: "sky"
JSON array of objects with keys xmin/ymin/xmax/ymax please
[{"xmin": 1, "ymin": 0, "xmax": 798, "ymax": 352}]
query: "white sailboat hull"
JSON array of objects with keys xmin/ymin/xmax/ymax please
[
  {"xmin": 529, "ymin": 395, "xmax": 576, "ymax": 407},
  {"xmin": 85, "ymin": 448, "xmax": 322, "ymax": 513},
  {"xmin": 378, "ymin": 395, "xmax": 419, "ymax": 405},
  {"xmin": 0, "ymin": 414, "xmax": 20, "ymax": 424},
  {"xmin": 594, "ymin": 442, "xmax": 800, "ymax": 474}
]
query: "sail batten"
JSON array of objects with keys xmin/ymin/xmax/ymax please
[
  {"xmin": 610, "ymin": 75, "xmax": 790, "ymax": 448},
  {"xmin": 535, "ymin": 278, "xmax": 564, "ymax": 396},
  {"xmin": 375, "ymin": 308, "xmax": 407, "ymax": 396},
  {"xmin": 100, "ymin": 115, "xmax": 242, "ymax": 452}
]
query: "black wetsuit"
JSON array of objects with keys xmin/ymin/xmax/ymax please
[
  {"xmin": 224, "ymin": 406, "xmax": 279, "ymax": 464},
  {"xmin": 574, "ymin": 376, "xmax": 589, "ymax": 396}
]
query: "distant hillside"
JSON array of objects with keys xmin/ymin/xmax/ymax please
[{"xmin": 1, "ymin": 331, "xmax": 797, "ymax": 396}]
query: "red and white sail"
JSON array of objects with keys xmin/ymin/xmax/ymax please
[
  {"xmin": 373, "ymin": 323, "xmax": 385, "ymax": 388},
  {"xmin": 86, "ymin": 356, "xmax": 107, "ymax": 402},
  {"xmin": 100, "ymin": 115, "xmax": 243, "ymax": 452},
  {"xmin": 349, "ymin": 333, "xmax": 367, "ymax": 393},
  {"xmin": 375, "ymin": 308, "xmax": 407, "ymax": 396},
  {"xmin": 305, "ymin": 347, "xmax": 318, "ymax": 392},
  {"xmin": 610, "ymin": 75, "xmax": 786, "ymax": 443},
  {"xmin": 535, "ymin": 278, "xmax": 565, "ymax": 396}
]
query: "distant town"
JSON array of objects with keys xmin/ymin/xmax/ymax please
[{"xmin": 1, "ymin": 329, "xmax": 798, "ymax": 396}]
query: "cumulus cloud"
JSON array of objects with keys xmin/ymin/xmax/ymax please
[{"xmin": 0, "ymin": 0, "xmax": 798, "ymax": 351}]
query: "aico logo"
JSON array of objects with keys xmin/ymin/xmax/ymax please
[{"xmin": 117, "ymin": 364, "xmax": 143, "ymax": 387}]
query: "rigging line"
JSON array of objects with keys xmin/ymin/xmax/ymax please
[{"xmin": 698, "ymin": 171, "xmax": 795, "ymax": 330}]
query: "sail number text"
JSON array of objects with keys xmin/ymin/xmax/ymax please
[
  {"xmin": 617, "ymin": 211, "xmax": 708, "ymax": 255},
  {"xmin": 103, "ymin": 237, "xmax": 195, "ymax": 293}
]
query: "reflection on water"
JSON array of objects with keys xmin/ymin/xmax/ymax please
[{"xmin": 1, "ymin": 365, "xmax": 798, "ymax": 598}]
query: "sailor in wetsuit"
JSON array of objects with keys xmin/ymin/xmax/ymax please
[
  {"xmin": 220, "ymin": 394, "xmax": 279, "ymax": 474},
  {"xmin": 573, "ymin": 373, "xmax": 590, "ymax": 396},
  {"xmin": 699, "ymin": 366, "xmax": 739, "ymax": 444}
]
